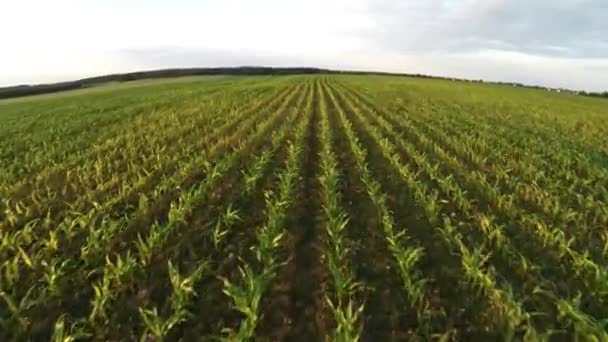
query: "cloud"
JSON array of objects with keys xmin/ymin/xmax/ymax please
[
  {"xmin": 0, "ymin": 0, "xmax": 607, "ymax": 90},
  {"xmin": 363, "ymin": 0, "xmax": 608, "ymax": 58}
]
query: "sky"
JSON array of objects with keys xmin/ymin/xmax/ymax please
[{"xmin": 1, "ymin": 0, "xmax": 607, "ymax": 91}]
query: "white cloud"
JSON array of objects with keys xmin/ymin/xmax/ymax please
[{"xmin": 0, "ymin": 0, "xmax": 607, "ymax": 90}]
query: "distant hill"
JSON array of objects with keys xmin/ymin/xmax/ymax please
[{"xmin": 1, "ymin": 66, "xmax": 606, "ymax": 100}]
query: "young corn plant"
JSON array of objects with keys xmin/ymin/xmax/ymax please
[
  {"xmin": 221, "ymin": 90, "xmax": 310, "ymax": 340},
  {"xmin": 219, "ymin": 264, "xmax": 274, "ymax": 341},
  {"xmin": 212, "ymin": 204, "xmax": 241, "ymax": 249},
  {"xmin": 243, "ymin": 150, "xmax": 272, "ymax": 195},
  {"xmin": 89, "ymin": 252, "xmax": 137, "ymax": 323},
  {"xmin": 0, "ymin": 286, "xmax": 39, "ymax": 335},
  {"xmin": 318, "ymin": 84, "xmax": 363, "ymax": 341},
  {"xmin": 214, "ymin": 97, "xmax": 307, "ymax": 252},
  {"xmin": 328, "ymin": 85, "xmax": 433, "ymax": 331},
  {"xmin": 440, "ymin": 217, "xmax": 536, "ymax": 338},
  {"xmin": 0, "ymin": 256, "xmax": 21, "ymax": 290},
  {"xmin": 221, "ymin": 163, "xmax": 297, "ymax": 339},
  {"xmin": 42, "ymin": 259, "xmax": 71, "ymax": 297},
  {"xmin": 534, "ymin": 288, "xmax": 608, "ymax": 340},
  {"xmin": 139, "ymin": 260, "xmax": 207, "ymax": 341},
  {"xmin": 51, "ymin": 315, "xmax": 91, "ymax": 342}
]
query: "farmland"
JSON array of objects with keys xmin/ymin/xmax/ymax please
[{"xmin": 1, "ymin": 74, "xmax": 607, "ymax": 340}]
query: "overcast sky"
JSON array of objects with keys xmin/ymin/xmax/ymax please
[{"xmin": 1, "ymin": 0, "xmax": 607, "ymax": 90}]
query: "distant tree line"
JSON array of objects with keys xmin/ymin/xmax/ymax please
[
  {"xmin": 578, "ymin": 91, "xmax": 608, "ymax": 99},
  {"xmin": 0, "ymin": 67, "xmax": 327, "ymax": 100},
  {"xmin": 1, "ymin": 66, "xmax": 606, "ymax": 100}
]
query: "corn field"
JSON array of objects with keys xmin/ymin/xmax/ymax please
[{"xmin": 1, "ymin": 75, "xmax": 607, "ymax": 341}]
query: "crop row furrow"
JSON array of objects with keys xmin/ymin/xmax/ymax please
[
  {"xmin": 325, "ymin": 82, "xmax": 436, "ymax": 337},
  {"xmin": 219, "ymin": 83, "xmax": 312, "ymax": 340}
]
